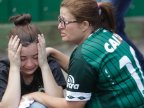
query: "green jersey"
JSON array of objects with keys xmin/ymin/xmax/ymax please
[{"xmin": 65, "ymin": 28, "xmax": 144, "ymax": 108}]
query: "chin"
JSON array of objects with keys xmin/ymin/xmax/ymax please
[
  {"xmin": 26, "ymin": 70, "xmax": 35, "ymax": 74},
  {"xmin": 21, "ymin": 68, "xmax": 37, "ymax": 75},
  {"xmin": 62, "ymin": 37, "xmax": 69, "ymax": 42}
]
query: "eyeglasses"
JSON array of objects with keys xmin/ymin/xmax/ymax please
[{"xmin": 58, "ymin": 16, "xmax": 78, "ymax": 28}]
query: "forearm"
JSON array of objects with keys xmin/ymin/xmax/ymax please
[
  {"xmin": 1, "ymin": 66, "xmax": 21, "ymax": 108},
  {"xmin": 46, "ymin": 47, "xmax": 69, "ymax": 72},
  {"xmin": 38, "ymin": 37, "xmax": 65, "ymax": 97},
  {"xmin": 41, "ymin": 64, "xmax": 64, "ymax": 97},
  {"xmin": 31, "ymin": 92, "xmax": 86, "ymax": 108}
]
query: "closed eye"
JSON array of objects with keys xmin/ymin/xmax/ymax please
[
  {"xmin": 21, "ymin": 56, "xmax": 26, "ymax": 61},
  {"xmin": 33, "ymin": 54, "xmax": 38, "ymax": 60}
]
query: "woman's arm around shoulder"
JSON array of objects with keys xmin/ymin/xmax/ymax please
[
  {"xmin": 24, "ymin": 92, "xmax": 86, "ymax": 108},
  {"xmin": 46, "ymin": 47, "xmax": 70, "ymax": 72}
]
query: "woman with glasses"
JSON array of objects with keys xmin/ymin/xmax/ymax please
[{"xmin": 23, "ymin": 0, "xmax": 144, "ymax": 108}]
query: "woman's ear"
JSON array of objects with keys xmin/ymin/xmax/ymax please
[{"xmin": 80, "ymin": 21, "xmax": 90, "ymax": 32}]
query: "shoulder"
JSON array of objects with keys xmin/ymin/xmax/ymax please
[
  {"xmin": 0, "ymin": 57, "xmax": 10, "ymax": 70},
  {"xmin": 47, "ymin": 56, "xmax": 56, "ymax": 62},
  {"xmin": 47, "ymin": 56, "xmax": 58, "ymax": 66},
  {"xmin": 0, "ymin": 57, "xmax": 9, "ymax": 77},
  {"xmin": 82, "ymin": 28, "xmax": 114, "ymax": 55},
  {"xmin": 47, "ymin": 56, "xmax": 61, "ymax": 69},
  {"xmin": 70, "ymin": 47, "xmax": 90, "ymax": 68}
]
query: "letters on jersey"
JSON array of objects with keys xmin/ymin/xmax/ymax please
[
  {"xmin": 67, "ymin": 75, "xmax": 79, "ymax": 89},
  {"xmin": 104, "ymin": 33, "xmax": 122, "ymax": 53}
]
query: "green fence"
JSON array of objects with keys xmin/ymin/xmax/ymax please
[
  {"xmin": 126, "ymin": 0, "xmax": 144, "ymax": 17},
  {"xmin": 0, "ymin": 0, "xmax": 10, "ymax": 23},
  {"xmin": 0, "ymin": 0, "xmax": 144, "ymax": 23},
  {"xmin": 0, "ymin": 0, "xmax": 61, "ymax": 23},
  {"xmin": 39, "ymin": 0, "xmax": 61, "ymax": 21}
]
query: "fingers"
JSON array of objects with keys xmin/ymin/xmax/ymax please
[
  {"xmin": 19, "ymin": 96, "xmax": 34, "ymax": 108},
  {"xmin": 9, "ymin": 35, "xmax": 21, "ymax": 52},
  {"xmin": 37, "ymin": 34, "xmax": 47, "ymax": 67},
  {"xmin": 8, "ymin": 35, "xmax": 22, "ymax": 66},
  {"xmin": 37, "ymin": 34, "xmax": 46, "ymax": 53},
  {"xmin": 38, "ymin": 34, "xmax": 45, "ymax": 48},
  {"xmin": 17, "ymin": 43, "xmax": 22, "ymax": 55},
  {"xmin": 22, "ymin": 96, "xmax": 34, "ymax": 101},
  {"xmin": 8, "ymin": 35, "xmax": 14, "ymax": 47}
]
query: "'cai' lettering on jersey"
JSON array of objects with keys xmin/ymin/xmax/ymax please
[
  {"xmin": 67, "ymin": 75, "xmax": 80, "ymax": 89},
  {"xmin": 104, "ymin": 33, "xmax": 122, "ymax": 53}
]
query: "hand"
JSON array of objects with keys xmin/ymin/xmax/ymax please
[
  {"xmin": 19, "ymin": 95, "xmax": 34, "ymax": 108},
  {"xmin": 37, "ymin": 34, "xmax": 48, "ymax": 68},
  {"xmin": 8, "ymin": 35, "xmax": 22, "ymax": 67},
  {"xmin": 20, "ymin": 92, "xmax": 47, "ymax": 107},
  {"xmin": 20, "ymin": 92, "xmax": 38, "ymax": 103}
]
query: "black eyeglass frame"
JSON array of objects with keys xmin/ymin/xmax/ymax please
[{"xmin": 58, "ymin": 16, "xmax": 78, "ymax": 28}]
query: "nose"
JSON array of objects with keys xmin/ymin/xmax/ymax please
[
  {"xmin": 58, "ymin": 23, "xmax": 63, "ymax": 29},
  {"xmin": 25, "ymin": 59, "xmax": 35, "ymax": 68}
]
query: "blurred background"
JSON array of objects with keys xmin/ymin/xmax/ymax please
[{"xmin": 0, "ymin": 0, "xmax": 144, "ymax": 56}]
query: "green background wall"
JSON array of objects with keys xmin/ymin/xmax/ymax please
[
  {"xmin": 0, "ymin": 0, "xmax": 143, "ymax": 23},
  {"xmin": 126, "ymin": 0, "xmax": 144, "ymax": 17},
  {"xmin": 0, "ymin": 0, "xmax": 61, "ymax": 23}
]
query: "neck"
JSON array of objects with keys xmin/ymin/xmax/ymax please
[
  {"xmin": 78, "ymin": 29, "xmax": 93, "ymax": 45},
  {"xmin": 22, "ymin": 74, "xmax": 34, "ymax": 85}
]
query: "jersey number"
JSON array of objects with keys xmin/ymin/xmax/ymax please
[{"xmin": 119, "ymin": 47, "xmax": 144, "ymax": 96}]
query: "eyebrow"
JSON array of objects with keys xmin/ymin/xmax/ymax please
[{"xmin": 21, "ymin": 53, "xmax": 38, "ymax": 57}]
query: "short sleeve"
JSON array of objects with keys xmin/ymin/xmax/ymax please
[
  {"xmin": 65, "ymin": 57, "xmax": 97, "ymax": 101},
  {"xmin": 0, "ymin": 58, "xmax": 9, "ymax": 101},
  {"xmin": 48, "ymin": 56, "xmax": 66, "ymax": 89}
]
